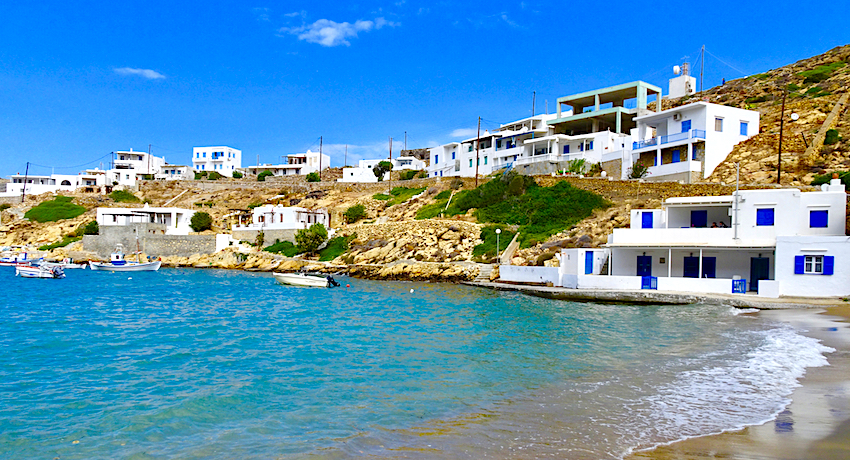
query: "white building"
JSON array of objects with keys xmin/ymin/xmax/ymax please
[
  {"xmin": 110, "ymin": 149, "xmax": 166, "ymax": 186},
  {"xmin": 339, "ymin": 156, "xmax": 427, "ymax": 183},
  {"xmin": 155, "ymin": 165, "xmax": 193, "ymax": 181},
  {"xmin": 193, "ymin": 146, "xmax": 242, "ymax": 173},
  {"xmin": 243, "ymin": 150, "xmax": 330, "ymax": 177},
  {"xmin": 507, "ymin": 179, "xmax": 848, "ymax": 298},
  {"xmin": 0, "ymin": 174, "xmax": 81, "ymax": 197},
  {"xmin": 97, "ymin": 205, "xmax": 197, "ymax": 235},
  {"xmin": 234, "ymin": 205, "xmax": 329, "ymax": 230}
]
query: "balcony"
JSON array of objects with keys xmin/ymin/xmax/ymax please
[{"xmin": 633, "ymin": 129, "xmax": 706, "ymax": 151}]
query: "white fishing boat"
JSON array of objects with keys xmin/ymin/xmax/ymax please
[
  {"xmin": 16, "ymin": 264, "xmax": 65, "ymax": 279},
  {"xmin": 39, "ymin": 258, "xmax": 87, "ymax": 269},
  {"xmin": 0, "ymin": 253, "xmax": 40, "ymax": 267},
  {"xmin": 273, "ymin": 272, "xmax": 340, "ymax": 288},
  {"xmin": 89, "ymin": 244, "xmax": 161, "ymax": 272}
]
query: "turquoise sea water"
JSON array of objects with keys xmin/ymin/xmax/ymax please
[{"xmin": 0, "ymin": 268, "xmax": 834, "ymax": 459}]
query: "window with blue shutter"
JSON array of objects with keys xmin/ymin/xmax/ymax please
[
  {"xmin": 756, "ymin": 208, "xmax": 774, "ymax": 226},
  {"xmin": 452, "ymin": 152, "xmax": 455, "ymax": 160},
  {"xmin": 672, "ymin": 149, "xmax": 680, "ymax": 163},
  {"xmin": 469, "ymin": 159, "xmax": 473, "ymax": 167},
  {"xmin": 794, "ymin": 255, "xmax": 805, "ymax": 274},
  {"xmin": 564, "ymin": 145, "xmax": 569, "ymax": 154},
  {"xmin": 681, "ymin": 120, "xmax": 691, "ymax": 133},
  {"xmin": 434, "ymin": 155, "xmax": 438, "ymax": 164},
  {"xmin": 824, "ymin": 256, "xmax": 834, "ymax": 275},
  {"xmin": 740, "ymin": 122, "xmax": 748, "ymax": 136},
  {"xmin": 810, "ymin": 210, "xmax": 828, "ymax": 228},
  {"xmin": 589, "ymin": 141, "xmax": 594, "ymax": 150}
]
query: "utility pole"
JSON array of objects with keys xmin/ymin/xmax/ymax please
[
  {"xmin": 475, "ymin": 117, "xmax": 481, "ymax": 188},
  {"xmin": 700, "ymin": 45, "xmax": 705, "ymax": 93},
  {"xmin": 388, "ymin": 137, "xmax": 393, "ymax": 192},
  {"xmin": 532, "ymin": 91, "xmax": 536, "ymax": 116},
  {"xmin": 344, "ymin": 144, "xmax": 348, "ymax": 167},
  {"xmin": 148, "ymin": 144, "xmax": 152, "ymax": 176},
  {"xmin": 20, "ymin": 161, "xmax": 29, "ymax": 203},
  {"xmin": 404, "ymin": 131, "xmax": 407, "ymax": 151},
  {"xmin": 319, "ymin": 136, "xmax": 323, "ymax": 182},
  {"xmin": 777, "ymin": 88, "xmax": 787, "ymax": 185}
]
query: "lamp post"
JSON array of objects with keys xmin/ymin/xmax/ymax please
[{"xmin": 495, "ymin": 228, "xmax": 502, "ymax": 263}]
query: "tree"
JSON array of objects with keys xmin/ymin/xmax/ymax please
[
  {"xmin": 257, "ymin": 170, "xmax": 274, "ymax": 181},
  {"xmin": 343, "ymin": 204, "xmax": 366, "ymax": 223},
  {"xmin": 306, "ymin": 172, "xmax": 320, "ymax": 182},
  {"xmin": 295, "ymin": 223, "xmax": 328, "ymax": 254},
  {"xmin": 372, "ymin": 161, "xmax": 393, "ymax": 181},
  {"xmin": 232, "ymin": 170, "xmax": 243, "ymax": 179},
  {"xmin": 190, "ymin": 211, "xmax": 213, "ymax": 232}
]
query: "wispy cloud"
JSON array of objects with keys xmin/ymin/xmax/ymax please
[
  {"xmin": 252, "ymin": 7, "xmax": 271, "ymax": 22},
  {"xmin": 279, "ymin": 17, "xmax": 399, "ymax": 47},
  {"xmin": 500, "ymin": 13, "xmax": 520, "ymax": 28},
  {"xmin": 113, "ymin": 67, "xmax": 166, "ymax": 79},
  {"xmin": 450, "ymin": 128, "xmax": 477, "ymax": 138}
]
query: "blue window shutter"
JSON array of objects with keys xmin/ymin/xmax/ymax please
[
  {"xmin": 823, "ymin": 256, "xmax": 834, "ymax": 275},
  {"xmin": 589, "ymin": 141, "xmax": 594, "ymax": 150},
  {"xmin": 681, "ymin": 120, "xmax": 691, "ymax": 133},
  {"xmin": 810, "ymin": 210, "xmax": 828, "ymax": 228},
  {"xmin": 563, "ymin": 145, "xmax": 568, "ymax": 154},
  {"xmin": 672, "ymin": 149, "xmax": 680, "ymax": 163},
  {"xmin": 435, "ymin": 155, "xmax": 438, "ymax": 163},
  {"xmin": 756, "ymin": 208, "xmax": 774, "ymax": 226},
  {"xmin": 794, "ymin": 255, "xmax": 805, "ymax": 274},
  {"xmin": 740, "ymin": 122, "xmax": 748, "ymax": 136}
]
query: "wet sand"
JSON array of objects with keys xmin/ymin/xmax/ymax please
[{"xmin": 627, "ymin": 304, "xmax": 850, "ymax": 460}]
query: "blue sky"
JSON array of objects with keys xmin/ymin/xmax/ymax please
[{"xmin": 0, "ymin": 1, "xmax": 846, "ymax": 177}]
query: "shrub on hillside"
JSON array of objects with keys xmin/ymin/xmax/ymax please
[
  {"xmin": 318, "ymin": 235, "xmax": 355, "ymax": 261},
  {"xmin": 232, "ymin": 170, "xmax": 243, "ymax": 179},
  {"xmin": 38, "ymin": 235, "xmax": 82, "ymax": 251},
  {"xmin": 109, "ymin": 190, "xmax": 141, "ymax": 203},
  {"xmin": 195, "ymin": 171, "xmax": 208, "ymax": 180},
  {"xmin": 434, "ymin": 190, "xmax": 452, "ymax": 200},
  {"xmin": 399, "ymin": 169, "xmax": 425, "ymax": 180},
  {"xmin": 344, "ymin": 204, "xmax": 366, "ymax": 223},
  {"xmin": 811, "ymin": 171, "xmax": 850, "ymax": 187},
  {"xmin": 207, "ymin": 171, "xmax": 223, "ymax": 180},
  {"xmin": 295, "ymin": 223, "xmax": 328, "ymax": 254},
  {"xmin": 24, "ymin": 196, "xmax": 86, "ymax": 223},
  {"xmin": 257, "ymin": 170, "xmax": 273, "ymax": 181},
  {"xmin": 190, "ymin": 211, "xmax": 213, "ymax": 232},
  {"xmin": 472, "ymin": 225, "xmax": 516, "ymax": 262},
  {"xmin": 824, "ymin": 129, "xmax": 841, "ymax": 145},
  {"xmin": 800, "ymin": 61, "xmax": 845, "ymax": 84},
  {"xmin": 306, "ymin": 172, "xmax": 320, "ymax": 182},
  {"xmin": 0, "ymin": 203, "xmax": 10, "ymax": 211},
  {"xmin": 264, "ymin": 240, "xmax": 299, "ymax": 257}
]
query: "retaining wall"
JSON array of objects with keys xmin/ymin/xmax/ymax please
[{"xmin": 82, "ymin": 224, "xmax": 215, "ymax": 258}]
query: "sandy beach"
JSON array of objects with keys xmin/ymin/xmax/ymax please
[{"xmin": 627, "ymin": 304, "xmax": 850, "ymax": 460}]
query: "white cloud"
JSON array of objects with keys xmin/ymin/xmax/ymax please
[
  {"xmin": 113, "ymin": 67, "xmax": 165, "ymax": 79},
  {"xmin": 501, "ymin": 13, "xmax": 520, "ymax": 28},
  {"xmin": 252, "ymin": 7, "xmax": 270, "ymax": 22},
  {"xmin": 280, "ymin": 17, "xmax": 398, "ymax": 47},
  {"xmin": 450, "ymin": 128, "xmax": 477, "ymax": 138}
]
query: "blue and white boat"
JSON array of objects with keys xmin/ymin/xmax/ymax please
[
  {"xmin": 89, "ymin": 244, "xmax": 161, "ymax": 272},
  {"xmin": 16, "ymin": 264, "xmax": 65, "ymax": 279}
]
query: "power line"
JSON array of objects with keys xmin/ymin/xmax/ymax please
[
  {"xmin": 24, "ymin": 152, "xmax": 115, "ymax": 171},
  {"xmin": 704, "ymin": 48, "xmax": 749, "ymax": 76}
]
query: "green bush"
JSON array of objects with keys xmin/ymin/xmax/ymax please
[
  {"xmin": 0, "ymin": 203, "xmax": 10, "ymax": 211},
  {"xmin": 232, "ymin": 170, "xmax": 243, "ymax": 179},
  {"xmin": 824, "ymin": 129, "xmax": 841, "ymax": 145},
  {"xmin": 207, "ymin": 171, "xmax": 223, "ymax": 180},
  {"xmin": 306, "ymin": 172, "xmax": 320, "ymax": 182},
  {"xmin": 264, "ymin": 240, "xmax": 299, "ymax": 257},
  {"xmin": 318, "ymin": 235, "xmax": 355, "ymax": 261},
  {"xmin": 109, "ymin": 190, "xmax": 141, "ymax": 203},
  {"xmin": 751, "ymin": 73, "xmax": 771, "ymax": 80},
  {"xmin": 38, "ymin": 235, "xmax": 82, "ymax": 251},
  {"xmin": 786, "ymin": 83, "xmax": 800, "ymax": 91},
  {"xmin": 257, "ymin": 170, "xmax": 274, "ymax": 182},
  {"xmin": 800, "ymin": 61, "xmax": 845, "ymax": 84},
  {"xmin": 194, "ymin": 171, "xmax": 208, "ymax": 180},
  {"xmin": 295, "ymin": 223, "xmax": 328, "ymax": 254},
  {"xmin": 247, "ymin": 201, "xmax": 263, "ymax": 210},
  {"xmin": 629, "ymin": 162, "xmax": 650, "ymax": 179},
  {"xmin": 373, "ymin": 187, "xmax": 427, "ymax": 206},
  {"xmin": 70, "ymin": 220, "xmax": 98, "ymax": 237},
  {"xmin": 190, "ymin": 211, "xmax": 213, "ymax": 232},
  {"xmin": 24, "ymin": 196, "xmax": 86, "ymax": 223},
  {"xmin": 343, "ymin": 204, "xmax": 367, "ymax": 223},
  {"xmin": 399, "ymin": 169, "xmax": 425, "ymax": 181},
  {"xmin": 472, "ymin": 225, "xmax": 517, "ymax": 262},
  {"xmin": 811, "ymin": 170, "xmax": 850, "ymax": 187},
  {"xmin": 434, "ymin": 190, "xmax": 452, "ymax": 200}
]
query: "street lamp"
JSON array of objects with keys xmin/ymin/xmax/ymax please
[{"xmin": 495, "ymin": 228, "xmax": 502, "ymax": 263}]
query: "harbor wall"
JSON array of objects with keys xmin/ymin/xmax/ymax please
[{"xmin": 82, "ymin": 224, "xmax": 215, "ymax": 258}]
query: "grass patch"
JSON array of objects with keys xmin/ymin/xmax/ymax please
[
  {"xmin": 24, "ymin": 196, "xmax": 86, "ymax": 223},
  {"xmin": 416, "ymin": 199, "xmax": 451, "ymax": 219},
  {"xmin": 800, "ymin": 61, "xmax": 845, "ymax": 84},
  {"xmin": 745, "ymin": 95, "xmax": 769, "ymax": 104},
  {"xmin": 264, "ymin": 240, "xmax": 299, "ymax": 257},
  {"xmin": 811, "ymin": 170, "xmax": 849, "ymax": 186},
  {"xmin": 318, "ymin": 235, "xmax": 356, "ymax": 261},
  {"xmin": 109, "ymin": 190, "xmax": 141, "ymax": 203},
  {"xmin": 373, "ymin": 187, "xmax": 427, "ymax": 206},
  {"xmin": 434, "ymin": 190, "xmax": 452, "ymax": 200},
  {"xmin": 472, "ymin": 225, "xmax": 517, "ymax": 262},
  {"xmin": 38, "ymin": 235, "xmax": 82, "ymax": 251}
]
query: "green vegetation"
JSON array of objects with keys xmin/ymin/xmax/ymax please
[
  {"xmin": 566, "ymin": 158, "xmax": 587, "ymax": 174},
  {"xmin": 629, "ymin": 161, "xmax": 650, "ymax": 179},
  {"xmin": 372, "ymin": 186, "xmax": 427, "ymax": 206},
  {"xmin": 472, "ymin": 225, "xmax": 517, "ymax": 262},
  {"xmin": 800, "ymin": 61, "xmax": 845, "ymax": 84},
  {"xmin": 0, "ymin": 203, "xmax": 10, "ymax": 211},
  {"xmin": 109, "ymin": 190, "xmax": 141, "ymax": 203},
  {"xmin": 195, "ymin": 171, "xmax": 208, "ymax": 180},
  {"xmin": 811, "ymin": 170, "xmax": 850, "ymax": 187},
  {"xmin": 434, "ymin": 190, "xmax": 452, "ymax": 200},
  {"xmin": 343, "ymin": 204, "xmax": 367, "ymax": 223},
  {"xmin": 24, "ymin": 196, "xmax": 86, "ymax": 223},
  {"xmin": 824, "ymin": 129, "xmax": 841, "ymax": 145},
  {"xmin": 38, "ymin": 235, "xmax": 82, "ymax": 251},
  {"xmin": 399, "ymin": 169, "xmax": 426, "ymax": 180},
  {"xmin": 257, "ymin": 170, "xmax": 274, "ymax": 181},
  {"xmin": 786, "ymin": 83, "xmax": 800, "ymax": 91},
  {"xmin": 318, "ymin": 234, "xmax": 356, "ymax": 261},
  {"xmin": 264, "ymin": 240, "xmax": 299, "ymax": 257},
  {"xmin": 207, "ymin": 171, "xmax": 223, "ymax": 180},
  {"xmin": 75, "ymin": 220, "xmax": 99, "ymax": 236},
  {"xmin": 745, "ymin": 95, "xmax": 769, "ymax": 104},
  {"xmin": 306, "ymin": 172, "xmax": 321, "ymax": 182},
  {"xmin": 295, "ymin": 223, "xmax": 328, "ymax": 254},
  {"xmin": 190, "ymin": 211, "xmax": 213, "ymax": 232},
  {"xmin": 232, "ymin": 170, "xmax": 243, "ymax": 179},
  {"xmin": 247, "ymin": 201, "xmax": 263, "ymax": 210},
  {"xmin": 805, "ymin": 86, "xmax": 831, "ymax": 98},
  {"xmin": 750, "ymin": 73, "xmax": 771, "ymax": 80},
  {"xmin": 372, "ymin": 161, "xmax": 393, "ymax": 181}
]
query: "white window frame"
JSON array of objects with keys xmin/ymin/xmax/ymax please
[{"xmin": 804, "ymin": 255, "xmax": 823, "ymax": 274}]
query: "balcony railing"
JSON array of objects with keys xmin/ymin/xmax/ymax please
[{"xmin": 633, "ymin": 129, "xmax": 707, "ymax": 150}]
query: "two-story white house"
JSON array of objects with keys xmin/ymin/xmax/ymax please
[
  {"xmin": 96, "ymin": 205, "xmax": 197, "ymax": 235},
  {"xmin": 243, "ymin": 150, "xmax": 330, "ymax": 177},
  {"xmin": 110, "ymin": 149, "xmax": 166, "ymax": 186},
  {"xmin": 193, "ymin": 146, "xmax": 242, "ymax": 173},
  {"xmin": 339, "ymin": 156, "xmax": 427, "ymax": 183}
]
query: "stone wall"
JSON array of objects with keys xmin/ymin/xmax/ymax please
[
  {"xmin": 148, "ymin": 176, "xmax": 440, "ymax": 194},
  {"xmin": 232, "ymin": 228, "xmax": 298, "ymax": 245},
  {"xmin": 601, "ymin": 159, "xmax": 622, "ymax": 180},
  {"xmin": 514, "ymin": 160, "xmax": 570, "ymax": 176},
  {"xmin": 82, "ymin": 224, "xmax": 215, "ymax": 258}
]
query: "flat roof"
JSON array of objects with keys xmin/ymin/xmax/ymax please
[{"xmin": 557, "ymin": 81, "xmax": 662, "ymax": 108}]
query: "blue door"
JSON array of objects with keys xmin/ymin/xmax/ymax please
[
  {"xmin": 637, "ymin": 256, "xmax": 652, "ymax": 277},
  {"xmin": 681, "ymin": 120, "xmax": 691, "ymax": 133},
  {"xmin": 750, "ymin": 257, "xmax": 770, "ymax": 291},
  {"xmin": 683, "ymin": 257, "xmax": 699, "ymax": 278},
  {"xmin": 691, "ymin": 210, "xmax": 708, "ymax": 228},
  {"xmin": 672, "ymin": 149, "xmax": 681, "ymax": 163},
  {"xmin": 641, "ymin": 211, "xmax": 653, "ymax": 229},
  {"xmin": 702, "ymin": 257, "xmax": 716, "ymax": 278},
  {"xmin": 585, "ymin": 251, "xmax": 594, "ymax": 274}
]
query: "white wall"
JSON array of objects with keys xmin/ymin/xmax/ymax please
[
  {"xmin": 499, "ymin": 265, "xmax": 560, "ymax": 285},
  {"xmin": 193, "ymin": 146, "xmax": 242, "ymax": 172},
  {"xmin": 775, "ymin": 236, "xmax": 850, "ymax": 297}
]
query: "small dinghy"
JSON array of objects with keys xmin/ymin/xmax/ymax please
[
  {"xmin": 273, "ymin": 272, "xmax": 340, "ymax": 288},
  {"xmin": 16, "ymin": 264, "xmax": 65, "ymax": 279}
]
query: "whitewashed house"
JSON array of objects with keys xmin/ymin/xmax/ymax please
[
  {"xmin": 155, "ymin": 165, "xmax": 193, "ymax": 181},
  {"xmin": 1, "ymin": 174, "xmax": 81, "ymax": 197},
  {"xmin": 97, "ymin": 205, "xmax": 197, "ymax": 235},
  {"xmin": 110, "ymin": 149, "xmax": 166, "ymax": 186},
  {"xmin": 193, "ymin": 146, "xmax": 242, "ymax": 173},
  {"xmin": 339, "ymin": 156, "xmax": 427, "ymax": 183},
  {"xmin": 244, "ymin": 150, "xmax": 330, "ymax": 177},
  {"xmin": 235, "ymin": 205, "xmax": 329, "ymax": 231},
  {"xmin": 538, "ymin": 179, "xmax": 848, "ymax": 298}
]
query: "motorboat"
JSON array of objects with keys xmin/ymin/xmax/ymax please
[
  {"xmin": 40, "ymin": 258, "xmax": 87, "ymax": 269},
  {"xmin": 273, "ymin": 271, "xmax": 340, "ymax": 288},
  {"xmin": 16, "ymin": 264, "xmax": 65, "ymax": 279},
  {"xmin": 89, "ymin": 244, "xmax": 161, "ymax": 272},
  {"xmin": 0, "ymin": 253, "xmax": 40, "ymax": 267}
]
